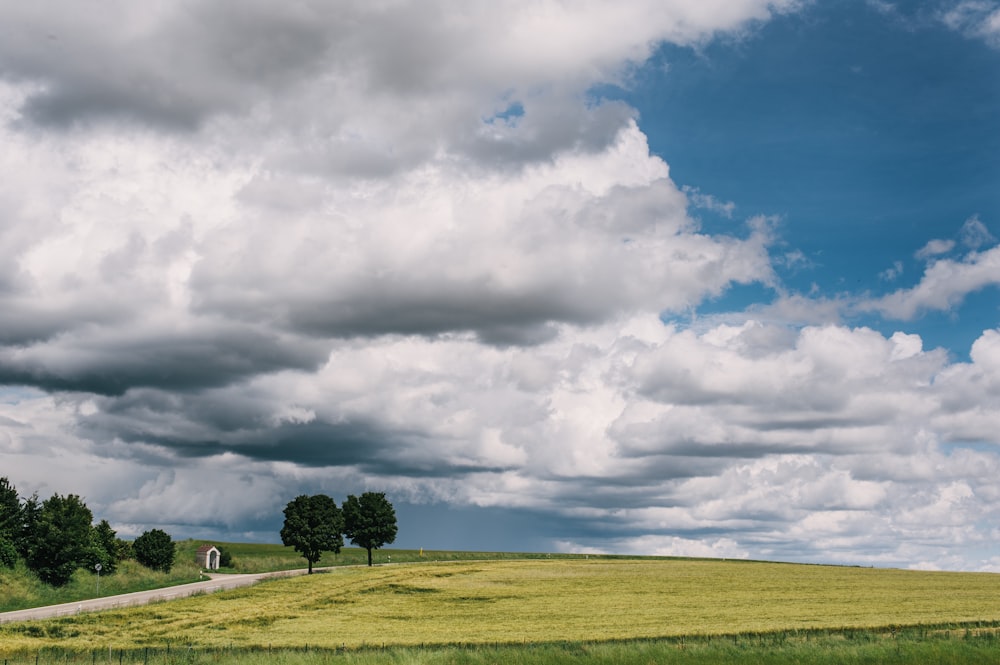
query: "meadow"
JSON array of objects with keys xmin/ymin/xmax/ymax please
[
  {"xmin": 0, "ymin": 541, "xmax": 542, "ymax": 613},
  {"xmin": 2, "ymin": 557, "xmax": 1000, "ymax": 658}
]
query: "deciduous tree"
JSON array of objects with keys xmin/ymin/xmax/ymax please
[
  {"xmin": 280, "ymin": 494, "xmax": 344, "ymax": 574},
  {"xmin": 342, "ymin": 492, "xmax": 397, "ymax": 567},
  {"xmin": 133, "ymin": 528, "xmax": 175, "ymax": 573},
  {"xmin": 88, "ymin": 519, "xmax": 120, "ymax": 574},
  {"xmin": 23, "ymin": 494, "xmax": 94, "ymax": 586}
]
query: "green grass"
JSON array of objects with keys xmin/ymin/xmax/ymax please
[
  {"xmin": 1, "ymin": 539, "xmax": 581, "ymax": 612},
  {"xmin": 3, "ymin": 558, "xmax": 1000, "ymax": 654},
  {"xmin": 214, "ymin": 541, "xmax": 613, "ymax": 573},
  {"xmin": 0, "ymin": 558, "xmax": 203, "ymax": 613},
  {"xmin": 4, "ymin": 630, "xmax": 1000, "ymax": 664}
]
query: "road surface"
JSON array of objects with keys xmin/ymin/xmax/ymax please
[{"xmin": 0, "ymin": 568, "xmax": 318, "ymax": 624}]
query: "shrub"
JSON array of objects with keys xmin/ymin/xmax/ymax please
[
  {"xmin": 133, "ymin": 529, "xmax": 175, "ymax": 573},
  {"xmin": 0, "ymin": 536, "xmax": 17, "ymax": 569}
]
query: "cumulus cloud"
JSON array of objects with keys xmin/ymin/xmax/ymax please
[
  {"xmin": 862, "ymin": 243, "xmax": 1000, "ymax": 320},
  {"xmin": 0, "ymin": 0, "xmax": 800, "ymax": 176},
  {"xmin": 43, "ymin": 316, "xmax": 999, "ymax": 568},
  {"xmin": 860, "ymin": 216, "xmax": 999, "ymax": 320},
  {"xmin": 1, "ymin": 1, "xmax": 999, "ymax": 572},
  {"xmin": 193, "ymin": 123, "xmax": 775, "ymax": 344}
]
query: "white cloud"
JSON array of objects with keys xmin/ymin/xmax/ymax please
[
  {"xmin": 7, "ymin": 313, "xmax": 1000, "ymax": 570},
  {"xmin": 596, "ymin": 535, "xmax": 750, "ymax": 559},
  {"xmin": 861, "ymin": 244, "xmax": 1000, "ymax": 319},
  {"xmin": 682, "ymin": 185, "xmax": 736, "ymax": 218},
  {"xmin": 879, "ymin": 260, "xmax": 904, "ymax": 281},
  {"xmin": 915, "ymin": 238, "xmax": 956, "ymax": 260},
  {"xmin": 2, "ymin": 1, "xmax": 1000, "ymax": 573},
  {"xmin": 960, "ymin": 214, "xmax": 996, "ymax": 249},
  {"xmin": 941, "ymin": 1, "xmax": 1000, "ymax": 48},
  {"xmin": 0, "ymin": 0, "xmax": 801, "ymax": 176}
]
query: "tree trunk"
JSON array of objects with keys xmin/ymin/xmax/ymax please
[
  {"xmin": 308, "ymin": 558, "xmax": 313, "ymax": 574},
  {"xmin": 367, "ymin": 547, "xmax": 373, "ymax": 567}
]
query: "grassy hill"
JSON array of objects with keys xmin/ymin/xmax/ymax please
[
  {"xmin": 0, "ymin": 540, "xmax": 570, "ymax": 613},
  {"xmin": 5, "ymin": 545, "xmax": 1000, "ymax": 663},
  {"xmin": 3, "ymin": 556, "xmax": 1000, "ymax": 654}
]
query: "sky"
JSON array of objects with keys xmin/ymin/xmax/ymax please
[{"xmin": 0, "ymin": 0, "xmax": 998, "ymax": 572}]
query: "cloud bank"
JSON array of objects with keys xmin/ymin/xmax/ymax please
[{"xmin": 1, "ymin": 0, "xmax": 999, "ymax": 571}]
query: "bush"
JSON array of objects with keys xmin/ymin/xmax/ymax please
[
  {"xmin": 0, "ymin": 536, "xmax": 17, "ymax": 569},
  {"xmin": 115, "ymin": 538, "xmax": 133, "ymax": 561},
  {"xmin": 218, "ymin": 546, "xmax": 233, "ymax": 568},
  {"xmin": 23, "ymin": 494, "xmax": 93, "ymax": 586},
  {"xmin": 133, "ymin": 529, "xmax": 175, "ymax": 573}
]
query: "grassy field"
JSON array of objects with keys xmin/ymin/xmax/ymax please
[
  {"xmin": 3, "ymin": 558, "xmax": 1000, "ymax": 655},
  {"xmin": 213, "ymin": 542, "xmax": 588, "ymax": 573},
  {"xmin": 5, "ymin": 632, "xmax": 1000, "ymax": 665},
  {"xmin": 0, "ymin": 559, "xmax": 203, "ymax": 614},
  {"xmin": 0, "ymin": 541, "xmax": 561, "ymax": 612}
]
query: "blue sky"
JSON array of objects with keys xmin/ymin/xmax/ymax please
[
  {"xmin": 618, "ymin": 1, "xmax": 1000, "ymax": 355},
  {"xmin": 0, "ymin": 0, "xmax": 998, "ymax": 572}
]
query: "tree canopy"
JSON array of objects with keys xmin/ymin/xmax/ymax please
[
  {"xmin": 0, "ymin": 477, "xmax": 20, "ymax": 568},
  {"xmin": 342, "ymin": 492, "xmax": 397, "ymax": 567},
  {"xmin": 133, "ymin": 528, "xmax": 176, "ymax": 573},
  {"xmin": 280, "ymin": 494, "xmax": 344, "ymax": 574},
  {"xmin": 0, "ymin": 477, "xmax": 20, "ymax": 542},
  {"xmin": 23, "ymin": 493, "xmax": 95, "ymax": 586},
  {"xmin": 89, "ymin": 519, "xmax": 120, "ymax": 574}
]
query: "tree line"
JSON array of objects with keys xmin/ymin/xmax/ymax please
[
  {"xmin": 281, "ymin": 492, "xmax": 397, "ymax": 571},
  {"xmin": 0, "ymin": 477, "xmax": 176, "ymax": 587},
  {"xmin": 0, "ymin": 477, "xmax": 400, "ymax": 586}
]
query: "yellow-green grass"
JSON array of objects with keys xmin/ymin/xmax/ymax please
[
  {"xmin": 0, "ymin": 559, "xmax": 203, "ymax": 613},
  {"xmin": 3, "ymin": 558, "xmax": 1000, "ymax": 654},
  {"xmin": 206, "ymin": 541, "xmax": 579, "ymax": 574},
  {"xmin": 1, "ymin": 539, "xmax": 585, "ymax": 613}
]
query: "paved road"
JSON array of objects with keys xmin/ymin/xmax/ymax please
[{"xmin": 0, "ymin": 568, "xmax": 317, "ymax": 624}]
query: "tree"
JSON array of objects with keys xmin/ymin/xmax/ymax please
[
  {"xmin": 342, "ymin": 492, "xmax": 397, "ymax": 567},
  {"xmin": 87, "ymin": 519, "xmax": 120, "ymax": 574},
  {"xmin": 115, "ymin": 538, "xmax": 133, "ymax": 562},
  {"xmin": 0, "ymin": 536, "xmax": 16, "ymax": 569},
  {"xmin": 280, "ymin": 494, "xmax": 343, "ymax": 574},
  {"xmin": 0, "ymin": 477, "xmax": 20, "ymax": 542},
  {"xmin": 218, "ymin": 545, "xmax": 233, "ymax": 569},
  {"xmin": 23, "ymin": 494, "xmax": 94, "ymax": 586},
  {"xmin": 16, "ymin": 493, "xmax": 40, "ymax": 558},
  {"xmin": 0, "ymin": 477, "xmax": 22, "ymax": 569},
  {"xmin": 133, "ymin": 529, "xmax": 175, "ymax": 573}
]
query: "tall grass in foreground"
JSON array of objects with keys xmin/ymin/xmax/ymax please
[
  {"xmin": 0, "ymin": 559, "xmax": 202, "ymax": 613},
  {"xmin": 4, "ymin": 630, "xmax": 1000, "ymax": 665}
]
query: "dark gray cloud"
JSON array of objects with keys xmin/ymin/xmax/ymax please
[
  {"xmin": 3, "ymin": 0, "xmax": 1000, "ymax": 573},
  {"xmin": 0, "ymin": 2, "xmax": 342, "ymax": 130},
  {"xmin": 77, "ymin": 384, "xmax": 517, "ymax": 478},
  {"xmin": 0, "ymin": 325, "xmax": 327, "ymax": 395}
]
